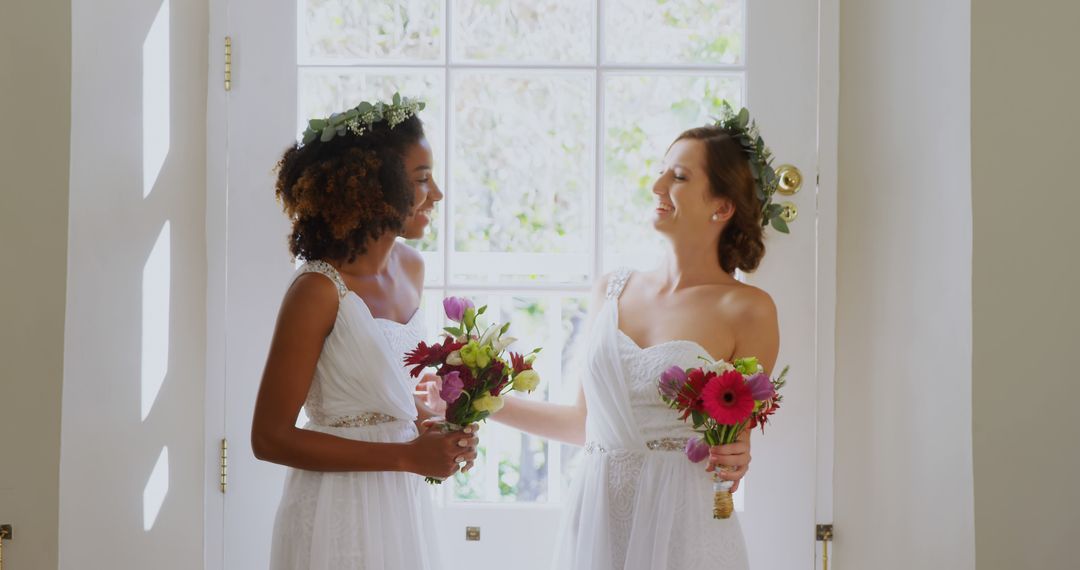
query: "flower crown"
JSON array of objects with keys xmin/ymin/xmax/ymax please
[
  {"xmin": 300, "ymin": 92, "xmax": 426, "ymax": 146},
  {"xmin": 715, "ymin": 103, "xmax": 789, "ymax": 234}
]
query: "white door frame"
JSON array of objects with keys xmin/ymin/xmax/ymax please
[
  {"xmin": 816, "ymin": 0, "xmax": 840, "ymax": 558},
  {"xmin": 204, "ymin": 0, "xmax": 228, "ymax": 568},
  {"xmin": 201, "ymin": 1, "xmax": 841, "ymax": 568}
]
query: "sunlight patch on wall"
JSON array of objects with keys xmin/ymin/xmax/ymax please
[
  {"xmin": 142, "ymin": 0, "xmax": 170, "ymax": 198},
  {"xmin": 141, "ymin": 221, "xmax": 170, "ymax": 420}
]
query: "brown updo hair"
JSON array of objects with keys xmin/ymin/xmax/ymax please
[
  {"xmin": 274, "ymin": 115, "xmax": 426, "ymax": 262},
  {"xmin": 675, "ymin": 125, "xmax": 765, "ymax": 274}
]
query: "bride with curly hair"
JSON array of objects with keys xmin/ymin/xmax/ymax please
[{"xmin": 250, "ymin": 97, "xmax": 475, "ymax": 570}]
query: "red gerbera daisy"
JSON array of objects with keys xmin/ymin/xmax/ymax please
[{"xmin": 700, "ymin": 370, "xmax": 755, "ymax": 425}]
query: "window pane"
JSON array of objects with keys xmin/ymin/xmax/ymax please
[
  {"xmin": 447, "ymin": 293, "xmax": 588, "ymax": 503},
  {"xmin": 300, "ymin": 0, "xmax": 444, "ymax": 63},
  {"xmin": 450, "ymin": 71, "xmax": 594, "ymax": 284},
  {"xmin": 453, "ymin": 0, "xmax": 594, "ymax": 64},
  {"xmin": 603, "ymin": 0, "xmax": 744, "ymax": 65},
  {"xmin": 602, "ymin": 73, "xmax": 743, "ymax": 272},
  {"xmin": 297, "ymin": 69, "xmax": 446, "ymax": 266}
]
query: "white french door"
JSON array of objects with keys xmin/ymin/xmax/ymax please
[{"xmin": 206, "ymin": 1, "xmax": 831, "ymax": 569}]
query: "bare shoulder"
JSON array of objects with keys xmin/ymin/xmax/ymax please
[
  {"xmin": 270, "ymin": 272, "xmax": 341, "ymax": 343},
  {"xmin": 717, "ymin": 282, "xmax": 778, "ymax": 325},
  {"xmin": 716, "ymin": 281, "xmax": 779, "ymax": 369},
  {"xmin": 394, "ymin": 241, "xmax": 426, "ymax": 290},
  {"xmin": 285, "ymin": 272, "xmax": 341, "ymax": 312}
]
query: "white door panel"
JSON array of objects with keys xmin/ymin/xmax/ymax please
[{"xmin": 210, "ymin": 1, "xmax": 826, "ymax": 568}]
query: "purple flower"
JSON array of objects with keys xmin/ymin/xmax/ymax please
[
  {"xmin": 443, "ymin": 297, "xmax": 474, "ymax": 323},
  {"xmin": 659, "ymin": 365, "xmax": 688, "ymax": 399},
  {"xmin": 746, "ymin": 372, "xmax": 776, "ymax": 401},
  {"xmin": 440, "ymin": 371, "xmax": 465, "ymax": 404},
  {"xmin": 685, "ymin": 437, "xmax": 710, "ymax": 463}
]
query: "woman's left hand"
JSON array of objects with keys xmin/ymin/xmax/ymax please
[{"xmin": 706, "ymin": 428, "xmax": 751, "ymax": 492}]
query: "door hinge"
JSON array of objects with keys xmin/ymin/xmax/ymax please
[
  {"xmin": 220, "ymin": 438, "xmax": 229, "ymax": 493},
  {"xmin": 224, "ymin": 36, "xmax": 232, "ymax": 91},
  {"xmin": 816, "ymin": 524, "xmax": 834, "ymax": 570}
]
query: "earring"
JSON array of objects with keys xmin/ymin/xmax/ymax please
[{"xmin": 711, "ymin": 213, "xmax": 720, "ymax": 222}]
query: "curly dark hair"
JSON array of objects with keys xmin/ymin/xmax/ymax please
[
  {"xmin": 675, "ymin": 125, "xmax": 766, "ymax": 274},
  {"xmin": 275, "ymin": 115, "xmax": 426, "ymax": 262}
]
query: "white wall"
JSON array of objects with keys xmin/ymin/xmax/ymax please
[
  {"xmin": 61, "ymin": 0, "xmax": 208, "ymax": 568},
  {"xmin": 971, "ymin": 1, "xmax": 1080, "ymax": 568},
  {"xmin": 835, "ymin": 0, "xmax": 975, "ymax": 568},
  {"xmin": 0, "ymin": 2, "xmax": 70, "ymax": 568}
]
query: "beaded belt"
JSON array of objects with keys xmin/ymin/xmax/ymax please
[
  {"xmin": 584, "ymin": 437, "xmax": 688, "ymax": 455},
  {"xmin": 322, "ymin": 412, "xmax": 400, "ymax": 428}
]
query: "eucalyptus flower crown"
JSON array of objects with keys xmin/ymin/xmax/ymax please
[
  {"xmin": 300, "ymin": 92, "xmax": 426, "ymax": 146},
  {"xmin": 714, "ymin": 103, "xmax": 789, "ymax": 234}
]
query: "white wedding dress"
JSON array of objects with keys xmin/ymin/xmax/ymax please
[
  {"xmin": 269, "ymin": 260, "xmax": 441, "ymax": 570},
  {"xmin": 554, "ymin": 268, "xmax": 750, "ymax": 570}
]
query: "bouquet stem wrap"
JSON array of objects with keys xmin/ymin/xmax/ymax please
[{"xmin": 712, "ymin": 473, "xmax": 735, "ymax": 519}]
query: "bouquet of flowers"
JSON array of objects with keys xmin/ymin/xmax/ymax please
[
  {"xmin": 404, "ymin": 297, "xmax": 541, "ymax": 484},
  {"xmin": 659, "ymin": 356, "xmax": 788, "ymax": 518}
]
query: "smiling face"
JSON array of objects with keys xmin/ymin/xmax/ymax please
[
  {"xmin": 398, "ymin": 137, "xmax": 443, "ymax": 240},
  {"xmin": 651, "ymin": 137, "xmax": 734, "ymax": 240},
  {"xmin": 652, "ymin": 125, "xmax": 769, "ymax": 274}
]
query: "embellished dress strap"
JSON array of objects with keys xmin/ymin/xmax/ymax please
[
  {"xmin": 605, "ymin": 267, "xmax": 634, "ymax": 301},
  {"xmin": 298, "ymin": 260, "xmax": 349, "ymax": 299}
]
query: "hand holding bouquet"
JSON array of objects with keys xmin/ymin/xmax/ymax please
[
  {"xmin": 404, "ymin": 297, "xmax": 541, "ymax": 484},
  {"xmin": 659, "ymin": 357, "xmax": 788, "ymax": 518}
]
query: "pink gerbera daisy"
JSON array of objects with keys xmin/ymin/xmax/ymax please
[{"xmin": 701, "ymin": 370, "xmax": 755, "ymax": 425}]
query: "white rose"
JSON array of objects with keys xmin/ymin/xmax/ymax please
[
  {"xmin": 704, "ymin": 359, "xmax": 736, "ymax": 374},
  {"xmin": 446, "ymin": 350, "xmax": 464, "ymax": 366}
]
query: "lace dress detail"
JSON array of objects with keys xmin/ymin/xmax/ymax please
[
  {"xmin": 553, "ymin": 269, "xmax": 749, "ymax": 570},
  {"xmin": 301, "ymin": 259, "xmax": 350, "ymax": 298},
  {"xmin": 269, "ymin": 261, "xmax": 438, "ymax": 570},
  {"xmin": 605, "ymin": 267, "xmax": 633, "ymax": 300}
]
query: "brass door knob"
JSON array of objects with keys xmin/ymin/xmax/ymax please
[
  {"xmin": 780, "ymin": 201, "xmax": 798, "ymax": 223},
  {"xmin": 776, "ymin": 164, "xmax": 803, "ymax": 195}
]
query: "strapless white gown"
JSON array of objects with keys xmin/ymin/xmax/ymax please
[{"xmin": 553, "ymin": 269, "xmax": 750, "ymax": 570}]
